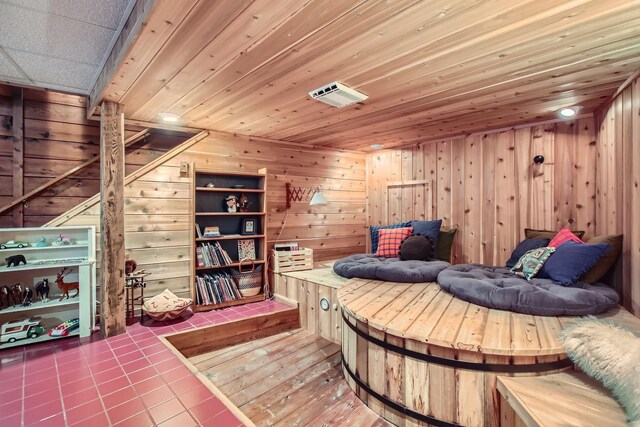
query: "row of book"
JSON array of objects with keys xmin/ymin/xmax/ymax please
[
  {"xmin": 196, "ymin": 242, "xmax": 233, "ymax": 267},
  {"xmin": 195, "ymin": 272, "xmax": 242, "ymax": 305}
]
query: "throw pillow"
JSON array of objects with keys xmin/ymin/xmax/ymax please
[
  {"xmin": 506, "ymin": 238, "xmax": 551, "ymax": 268},
  {"xmin": 581, "ymin": 234, "xmax": 623, "ymax": 284},
  {"xmin": 560, "ymin": 318, "xmax": 640, "ymax": 425},
  {"xmin": 538, "ymin": 240, "xmax": 610, "ymax": 286},
  {"xmin": 549, "ymin": 227, "xmax": 584, "ymax": 247},
  {"xmin": 410, "ymin": 219, "xmax": 442, "ymax": 249},
  {"xmin": 142, "ymin": 289, "xmax": 193, "ymax": 321},
  {"xmin": 370, "ymin": 221, "xmax": 411, "ymax": 253},
  {"xmin": 524, "ymin": 227, "xmax": 585, "ymax": 240},
  {"xmin": 510, "ymin": 246, "xmax": 555, "ymax": 280},
  {"xmin": 399, "ymin": 235, "xmax": 433, "ymax": 261},
  {"xmin": 375, "ymin": 227, "xmax": 413, "ymax": 258},
  {"xmin": 436, "ymin": 228, "xmax": 457, "ymax": 262}
]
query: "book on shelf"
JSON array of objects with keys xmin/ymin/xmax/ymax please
[
  {"xmin": 195, "ymin": 271, "xmax": 242, "ymax": 305},
  {"xmin": 203, "ymin": 226, "xmax": 221, "ymax": 238},
  {"xmin": 197, "ymin": 242, "xmax": 233, "ymax": 267},
  {"xmin": 195, "ymin": 223, "xmax": 203, "ymax": 238}
]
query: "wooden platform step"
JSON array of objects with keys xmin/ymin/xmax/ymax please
[{"xmin": 188, "ymin": 329, "xmax": 390, "ymax": 427}]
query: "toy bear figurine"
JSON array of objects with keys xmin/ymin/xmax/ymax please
[{"xmin": 5, "ymin": 254, "xmax": 27, "ymax": 267}]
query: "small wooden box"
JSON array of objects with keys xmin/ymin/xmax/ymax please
[{"xmin": 272, "ymin": 248, "xmax": 313, "ymax": 273}]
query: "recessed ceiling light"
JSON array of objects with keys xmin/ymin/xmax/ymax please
[
  {"xmin": 370, "ymin": 144, "xmax": 384, "ymax": 150},
  {"xmin": 558, "ymin": 107, "xmax": 576, "ymax": 118},
  {"xmin": 158, "ymin": 112, "xmax": 181, "ymax": 122}
]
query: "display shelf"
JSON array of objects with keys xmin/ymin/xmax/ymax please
[
  {"xmin": 0, "ymin": 330, "xmax": 80, "ymax": 350},
  {"xmin": 0, "ymin": 259, "xmax": 91, "ymax": 273},
  {"xmin": 191, "ymin": 167, "xmax": 268, "ymax": 312},
  {"xmin": 195, "ymin": 260, "xmax": 266, "ymax": 271},
  {"xmin": 0, "ymin": 298, "xmax": 78, "ymax": 314},
  {"xmin": 195, "ymin": 187, "xmax": 265, "ymax": 193},
  {"xmin": 196, "ymin": 234, "xmax": 265, "ymax": 242},
  {"xmin": 0, "ymin": 243, "xmax": 89, "ymax": 252}
]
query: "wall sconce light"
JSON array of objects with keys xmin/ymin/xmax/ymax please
[
  {"xmin": 533, "ymin": 155, "xmax": 545, "ymax": 165},
  {"xmin": 286, "ymin": 183, "xmax": 327, "ymax": 209}
]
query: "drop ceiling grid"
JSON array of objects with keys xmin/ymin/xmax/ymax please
[{"xmin": 0, "ymin": 0, "xmax": 131, "ymax": 93}]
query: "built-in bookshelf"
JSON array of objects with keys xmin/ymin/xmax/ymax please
[{"xmin": 190, "ymin": 167, "xmax": 268, "ymax": 312}]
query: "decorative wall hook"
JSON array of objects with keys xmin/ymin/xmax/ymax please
[{"xmin": 533, "ymin": 155, "xmax": 545, "ymax": 165}]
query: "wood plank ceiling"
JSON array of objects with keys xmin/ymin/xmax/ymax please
[{"xmin": 99, "ymin": 0, "xmax": 640, "ymax": 150}]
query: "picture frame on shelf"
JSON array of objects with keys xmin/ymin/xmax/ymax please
[{"xmin": 241, "ymin": 218, "xmax": 256, "ymax": 235}]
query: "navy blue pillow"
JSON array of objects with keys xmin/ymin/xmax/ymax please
[
  {"xmin": 538, "ymin": 240, "xmax": 611, "ymax": 286},
  {"xmin": 506, "ymin": 238, "xmax": 550, "ymax": 268},
  {"xmin": 370, "ymin": 222, "xmax": 411, "ymax": 253},
  {"xmin": 410, "ymin": 220, "xmax": 442, "ymax": 249}
]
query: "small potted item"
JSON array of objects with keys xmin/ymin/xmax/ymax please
[
  {"xmin": 48, "ymin": 318, "xmax": 79, "ymax": 337},
  {"xmin": 35, "ymin": 237, "xmax": 48, "ymax": 247},
  {"xmin": 1, "ymin": 317, "xmax": 46, "ymax": 343},
  {"xmin": 5, "ymin": 254, "xmax": 27, "ymax": 267},
  {"xmin": 225, "ymin": 195, "xmax": 239, "ymax": 213},
  {"xmin": 0, "ymin": 240, "xmax": 29, "ymax": 249}
]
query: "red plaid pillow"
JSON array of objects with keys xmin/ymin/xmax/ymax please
[
  {"xmin": 375, "ymin": 227, "xmax": 413, "ymax": 257},
  {"xmin": 549, "ymin": 227, "xmax": 583, "ymax": 248}
]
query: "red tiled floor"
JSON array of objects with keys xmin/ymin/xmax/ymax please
[{"xmin": 0, "ymin": 299, "xmax": 292, "ymax": 426}]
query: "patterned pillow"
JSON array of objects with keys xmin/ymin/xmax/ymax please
[
  {"xmin": 375, "ymin": 227, "xmax": 413, "ymax": 258},
  {"xmin": 549, "ymin": 227, "xmax": 584, "ymax": 247},
  {"xmin": 510, "ymin": 246, "xmax": 556, "ymax": 280},
  {"xmin": 370, "ymin": 221, "xmax": 411, "ymax": 253},
  {"xmin": 142, "ymin": 289, "xmax": 192, "ymax": 321}
]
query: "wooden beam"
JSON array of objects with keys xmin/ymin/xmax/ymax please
[
  {"xmin": 100, "ymin": 101, "xmax": 126, "ymax": 338},
  {"xmin": 0, "ymin": 129, "xmax": 150, "ymax": 217},
  {"xmin": 11, "ymin": 87, "xmax": 24, "ymax": 227},
  {"xmin": 87, "ymin": 0, "xmax": 156, "ymax": 118}
]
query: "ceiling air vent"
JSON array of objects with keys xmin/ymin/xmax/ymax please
[{"xmin": 308, "ymin": 81, "xmax": 368, "ymax": 108}]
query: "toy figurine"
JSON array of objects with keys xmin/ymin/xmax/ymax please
[
  {"xmin": 52, "ymin": 234, "xmax": 74, "ymax": 246},
  {"xmin": 0, "ymin": 286, "xmax": 10, "ymax": 309},
  {"xmin": 0, "ymin": 240, "xmax": 29, "ymax": 249},
  {"xmin": 35, "ymin": 237, "xmax": 48, "ymax": 247},
  {"xmin": 21, "ymin": 287, "xmax": 33, "ymax": 307},
  {"xmin": 35, "ymin": 279, "xmax": 50, "ymax": 302},
  {"xmin": 10, "ymin": 284, "xmax": 22, "ymax": 306},
  {"xmin": 206, "ymin": 182, "xmax": 215, "ymax": 188},
  {"xmin": 225, "ymin": 195, "xmax": 239, "ymax": 213},
  {"xmin": 56, "ymin": 268, "xmax": 79, "ymax": 300},
  {"xmin": 5, "ymin": 254, "xmax": 27, "ymax": 267},
  {"xmin": 1, "ymin": 317, "xmax": 45, "ymax": 343},
  {"xmin": 238, "ymin": 193, "xmax": 251, "ymax": 212},
  {"xmin": 125, "ymin": 259, "xmax": 137, "ymax": 275}
]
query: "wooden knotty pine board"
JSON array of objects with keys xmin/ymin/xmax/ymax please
[
  {"xmin": 189, "ymin": 329, "xmax": 390, "ymax": 427},
  {"xmin": 52, "ymin": 131, "xmax": 366, "ymax": 300},
  {"xmin": 366, "ymin": 118, "xmax": 597, "ymax": 268}
]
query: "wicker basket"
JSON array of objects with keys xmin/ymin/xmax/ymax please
[{"xmin": 232, "ymin": 258, "xmax": 263, "ymax": 297}]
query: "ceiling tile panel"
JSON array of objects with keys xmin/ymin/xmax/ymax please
[{"xmin": 1, "ymin": 0, "xmax": 130, "ymax": 29}]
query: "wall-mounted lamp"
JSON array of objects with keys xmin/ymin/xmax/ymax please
[
  {"xmin": 533, "ymin": 155, "xmax": 545, "ymax": 165},
  {"xmin": 286, "ymin": 183, "xmax": 327, "ymax": 209}
]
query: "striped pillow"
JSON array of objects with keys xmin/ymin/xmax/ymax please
[
  {"xmin": 375, "ymin": 227, "xmax": 413, "ymax": 258},
  {"xmin": 549, "ymin": 227, "xmax": 583, "ymax": 248}
]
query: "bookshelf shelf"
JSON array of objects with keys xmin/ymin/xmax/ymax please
[{"xmin": 190, "ymin": 167, "xmax": 268, "ymax": 312}]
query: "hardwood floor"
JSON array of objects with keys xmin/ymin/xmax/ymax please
[{"xmin": 188, "ymin": 329, "xmax": 390, "ymax": 426}]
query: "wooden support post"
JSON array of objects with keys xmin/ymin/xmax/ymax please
[
  {"xmin": 100, "ymin": 101, "xmax": 126, "ymax": 338},
  {"xmin": 12, "ymin": 87, "xmax": 23, "ymax": 227}
]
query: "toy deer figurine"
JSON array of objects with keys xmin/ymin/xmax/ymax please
[{"xmin": 56, "ymin": 268, "xmax": 79, "ymax": 301}]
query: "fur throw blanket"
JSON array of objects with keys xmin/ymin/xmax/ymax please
[{"xmin": 561, "ymin": 317, "xmax": 640, "ymax": 426}]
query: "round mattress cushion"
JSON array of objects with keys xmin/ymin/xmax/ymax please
[
  {"xmin": 333, "ymin": 254, "xmax": 450, "ymax": 283},
  {"xmin": 436, "ymin": 264, "xmax": 620, "ymax": 316}
]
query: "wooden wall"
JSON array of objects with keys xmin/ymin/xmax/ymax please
[
  {"xmin": 51, "ymin": 132, "xmax": 366, "ymax": 299},
  {"xmin": 366, "ymin": 117, "xmax": 597, "ymax": 267},
  {"xmin": 0, "ymin": 84, "xmax": 187, "ymax": 227},
  {"xmin": 595, "ymin": 75, "xmax": 640, "ymax": 315}
]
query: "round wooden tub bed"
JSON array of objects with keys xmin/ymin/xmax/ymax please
[{"xmin": 337, "ymin": 278, "xmax": 631, "ymax": 427}]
